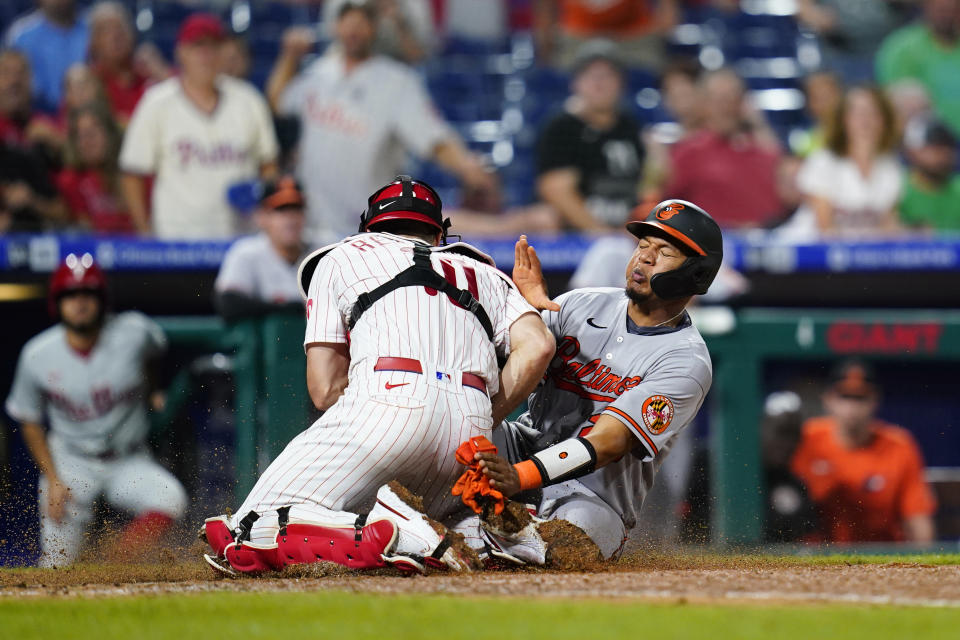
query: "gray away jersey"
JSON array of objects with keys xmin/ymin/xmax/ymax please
[
  {"xmin": 6, "ymin": 312, "xmax": 167, "ymax": 456},
  {"xmin": 522, "ymin": 287, "xmax": 712, "ymax": 529}
]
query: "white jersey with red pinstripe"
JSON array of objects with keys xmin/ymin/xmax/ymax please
[
  {"xmin": 522, "ymin": 287, "xmax": 712, "ymax": 531},
  {"xmin": 230, "ymin": 232, "xmax": 536, "ymax": 544}
]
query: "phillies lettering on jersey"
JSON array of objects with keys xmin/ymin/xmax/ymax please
[{"xmin": 521, "ymin": 287, "xmax": 712, "ymax": 530}]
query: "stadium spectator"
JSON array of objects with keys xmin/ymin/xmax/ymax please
[
  {"xmin": 220, "ymin": 33, "xmax": 252, "ymax": 80},
  {"xmin": 56, "ymin": 104, "xmax": 134, "ymax": 234},
  {"xmin": 87, "ymin": 1, "xmax": 168, "ymax": 126},
  {"xmin": 535, "ymin": 41, "xmax": 645, "ymax": 232},
  {"xmin": 5, "ymin": 0, "xmax": 89, "ymax": 114},
  {"xmin": 876, "ymin": 0, "xmax": 960, "ymax": 136},
  {"xmin": 791, "ymin": 70, "xmax": 843, "ymax": 157},
  {"xmin": 119, "ymin": 13, "xmax": 279, "ymax": 239},
  {"xmin": 796, "ymin": 0, "xmax": 904, "ymax": 83},
  {"xmin": 214, "ymin": 176, "xmax": 309, "ymax": 321},
  {"xmin": 794, "ymin": 86, "xmax": 902, "ymax": 237},
  {"xmin": 0, "ymin": 50, "xmax": 67, "ymax": 230},
  {"xmin": 644, "ymin": 57, "xmax": 703, "ymax": 200},
  {"xmin": 265, "ymin": 2, "xmax": 493, "ymax": 243},
  {"xmin": 533, "ymin": 0, "xmax": 678, "ymax": 72},
  {"xmin": 323, "ymin": 0, "xmax": 437, "ymax": 64},
  {"xmin": 899, "ymin": 115, "xmax": 960, "ymax": 232},
  {"xmin": 791, "ymin": 360, "xmax": 937, "ymax": 544},
  {"xmin": 664, "ymin": 68, "xmax": 782, "ymax": 229}
]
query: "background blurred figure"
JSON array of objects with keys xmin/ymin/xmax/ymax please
[
  {"xmin": 220, "ymin": 33, "xmax": 252, "ymax": 80},
  {"xmin": 899, "ymin": 115, "xmax": 960, "ymax": 232},
  {"xmin": 266, "ymin": 2, "xmax": 492, "ymax": 243},
  {"xmin": 793, "ymin": 86, "xmax": 902, "ymax": 237},
  {"xmin": 56, "ymin": 104, "xmax": 133, "ymax": 234},
  {"xmin": 5, "ymin": 0, "xmax": 89, "ymax": 113},
  {"xmin": 791, "ymin": 360, "xmax": 937, "ymax": 544},
  {"xmin": 5, "ymin": 254, "xmax": 187, "ymax": 567},
  {"xmin": 792, "ymin": 70, "xmax": 843, "ymax": 157},
  {"xmin": 796, "ymin": 0, "xmax": 904, "ymax": 83},
  {"xmin": 0, "ymin": 50, "xmax": 67, "ymax": 230},
  {"xmin": 324, "ymin": 0, "xmax": 436, "ymax": 65},
  {"xmin": 534, "ymin": 0, "xmax": 678, "ymax": 72},
  {"xmin": 214, "ymin": 176, "xmax": 308, "ymax": 322},
  {"xmin": 87, "ymin": 1, "xmax": 168, "ymax": 127},
  {"xmin": 877, "ymin": 0, "xmax": 960, "ymax": 135},
  {"xmin": 535, "ymin": 41, "xmax": 644, "ymax": 232},
  {"xmin": 120, "ymin": 13, "xmax": 278, "ymax": 238},
  {"xmin": 664, "ymin": 68, "xmax": 782, "ymax": 230}
]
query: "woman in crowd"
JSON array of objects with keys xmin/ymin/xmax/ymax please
[
  {"xmin": 794, "ymin": 85, "xmax": 903, "ymax": 236},
  {"xmin": 55, "ymin": 104, "xmax": 134, "ymax": 234}
]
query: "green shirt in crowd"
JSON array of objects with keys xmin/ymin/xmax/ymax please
[
  {"xmin": 876, "ymin": 23, "xmax": 960, "ymax": 135},
  {"xmin": 900, "ymin": 173, "xmax": 960, "ymax": 231}
]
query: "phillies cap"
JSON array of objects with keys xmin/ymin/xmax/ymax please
[
  {"xmin": 828, "ymin": 359, "xmax": 879, "ymax": 398},
  {"xmin": 177, "ymin": 13, "xmax": 226, "ymax": 45}
]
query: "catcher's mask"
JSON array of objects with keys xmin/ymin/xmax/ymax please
[
  {"xmin": 625, "ymin": 199, "xmax": 723, "ymax": 299},
  {"xmin": 358, "ymin": 175, "xmax": 450, "ymax": 243},
  {"xmin": 48, "ymin": 252, "xmax": 109, "ymax": 318}
]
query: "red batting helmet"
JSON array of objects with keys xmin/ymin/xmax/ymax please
[
  {"xmin": 358, "ymin": 175, "xmax": 450, "ymax": 242},
  {"xmin": 48, "ymin": 253, "xmax": 108, "ymax": 317}
]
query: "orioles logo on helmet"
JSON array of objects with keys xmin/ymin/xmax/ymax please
[{"xmin": 656, "ymin": 203, "xmax": 685, "ymax": 221}]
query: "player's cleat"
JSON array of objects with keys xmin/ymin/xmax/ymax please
[
  {"xmin": 480, "ymin": 515, "xmax": 548, "ymax": 566},
  {"xmin": 368, "ymin": 482, "xmax": 475, "ymax": 573},
  {"xmin": 199, "ymin": 515, "xmax": 234, "ymax": 558},
  {"xmin": 203, "ymin": 553, "xmax": 238, "ymax": 577}
]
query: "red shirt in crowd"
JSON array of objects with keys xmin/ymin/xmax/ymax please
[
  {"xmin": 790, "ymin": 416, "xmax": 937, "ymax": 543},
  {"xmin": 95, "ymin": 66, "xmax": 149, "ymax": 124},
  {"xmin": 665, "ymin": 129, "xmax": 782, "ymax": 229},
  {"xmin": 561, "ymin": 0, "xmax": 656, "ymax": 37},
  {"xmin": 55, "ymin": 168, "xmax": 136, "ymax": 234}
]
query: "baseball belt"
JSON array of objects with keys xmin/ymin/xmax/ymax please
[{"xmin": 373, "ymin": 356, "xmax": 487, "ymax": 394}]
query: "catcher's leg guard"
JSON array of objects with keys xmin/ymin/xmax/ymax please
[
  {"xmin": 276, "ymin": 515, "xmax": 397, "ymax": 571},
  {"xmin": 201, "ymin": 515, "xmax": 234, "ymax": 558},
  {"xmin": 224, "ymin": 541, "xmax": 283, "ymax": 574}
]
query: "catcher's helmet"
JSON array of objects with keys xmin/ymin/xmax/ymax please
[
  {"xmin": 358, "ymin": 175, "xmax": 450, "ymax": 242},
  {"xmin": 48, "ymin": 252, "xmax": 108, "ymax": 317},
  {"xmin": 625, "ymin": 199, "xmax": 723, "ymax": 299}
]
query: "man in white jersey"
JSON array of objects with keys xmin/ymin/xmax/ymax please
[
  {"xmin": 454, "ymin": 199, "xmax": 722, "ymax": 562},
  {"xmin": 265, "ymin": 2, "xmax": 494, "ymax": 242},
  {"xmin": 6, "ymin": 254, "xmax": 187, "ymax": 567},
  {"xmin": 119, "ymin": 13, "xmax": 278, "ymax": 239},
  {"xmin": 214, "ymin": 176, "xmax": 310, "ymax": 321},
  {"xmin": 200, "ymin": 175, "xmax": 554, "ymax": 575}
]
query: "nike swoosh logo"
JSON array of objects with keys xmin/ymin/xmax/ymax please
[
  {"xmin": 586, "ymin": 317, "xmax": 607, "ymax": 329},
  {"xmin": 378, "ymin": 200, "xmax": 397, "ymax": 210},
  {"xmin": 385, "ymin": 382, "xmax": 409, "ymax": 390}
]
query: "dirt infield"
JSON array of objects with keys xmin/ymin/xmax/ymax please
[{"xmin": 3, "ymin": 554, "xmax": 959, "ymax": 607}]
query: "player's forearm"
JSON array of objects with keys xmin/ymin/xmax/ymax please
[
  {"xmin": 120, "ymin": 173, "xmax": 151, "ymax": 234},
  {"xmin": 266, "ymin": 54, "xmax": 299, "ymax": 113},
  {"xmin": 536, "ymin": 173, "xmax": 608, "ymax": 231},
  {"xmin": 492, "ymin": 314, "xmax": 555, "ymax": 424},
  {"xmin": 306, "ymin": 343, "xmax": 351, "ymax": 411},
  {"xmin": 21, "ymin": 422, "xmax": 59, "ymax": 480}
]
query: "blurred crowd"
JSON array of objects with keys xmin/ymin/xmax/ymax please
[{"xmin": 1, "ymin": 0, "xmax": 959, "ymax": 241}]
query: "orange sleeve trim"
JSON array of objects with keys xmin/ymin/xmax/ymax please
[
  {"xmin": 514, "ymin": 460, "xmax": 543, "ymax": 491},
  {"xmin": 606, "ymin": 406, "xmax": 659, "ymax": 457}
]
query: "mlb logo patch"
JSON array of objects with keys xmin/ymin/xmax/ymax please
[{"xmin": 435, "ymin": 371, "xmax": 453, "ymax": 385}]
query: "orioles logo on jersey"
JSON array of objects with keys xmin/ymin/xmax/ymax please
[
  {"xmin": 641, "ymin": 395, "xmax": 674, "ymax": 434},
  {"xmin": 549, "ymin": 336, "xmax": 643, "ymax": 401},
  {"xmin": 656, "ymin": 203, "xmax": 685, "ymax": 221}
]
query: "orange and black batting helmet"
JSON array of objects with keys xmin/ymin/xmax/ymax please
[{"xmin": 625, "ymin": 199, "xmax": 723, "ymax": 299}]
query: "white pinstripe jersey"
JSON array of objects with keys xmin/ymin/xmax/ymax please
[
  {"xmin": 303, "ymin": 232, "xmax": 536, "ymax": 396},
  {"xmin": 522, "ymin": 287, "xmax": 712, "ymax": 529}
]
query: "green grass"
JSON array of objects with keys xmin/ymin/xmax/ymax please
[{"xmin": 2, "ymin": 591, "xmax": 960, "ymax": 640}]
